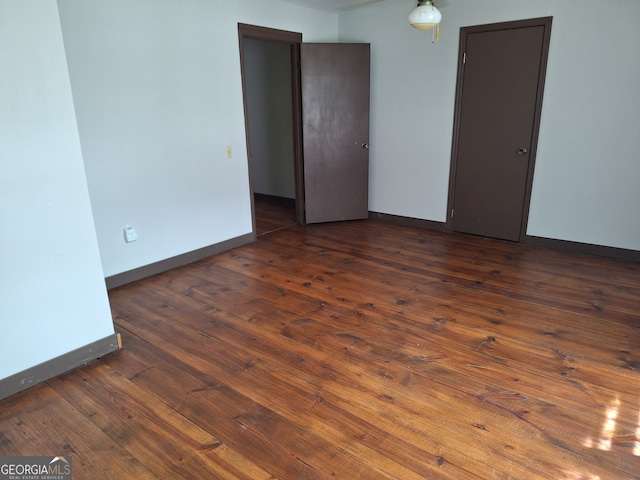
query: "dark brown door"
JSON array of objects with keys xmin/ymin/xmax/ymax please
[
  {"xmin": 301, "ymin": 43, "xmax": 370, "ymax": 224},
  {"xmin": 450, "ymin": 18, "xmax": 552, "ymax": 241}
]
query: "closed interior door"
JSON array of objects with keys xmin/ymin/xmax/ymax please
[
  {"xmin": 450, "ymin": 19, "xmax": 552, "ymax": 241},
  {"xmin": 301, "ymin": 43, "xmax": 370, "ymax": 224}
]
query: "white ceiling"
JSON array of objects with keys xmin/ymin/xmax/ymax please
[
  {"xmin": 279, "ymin": 0, "xmax": 449, "ymax": 13},
  {"xmin": 279, "ymin": 0, "xmax": 393, "ymax": 12}
]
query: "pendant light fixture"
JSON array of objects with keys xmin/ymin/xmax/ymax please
[{"xmin": 408, "ymin": 0, "xmax": 442, "ymax": 41}]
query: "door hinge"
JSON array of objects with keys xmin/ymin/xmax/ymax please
[
  {"xmin": 463, "ymin": 52, "xmax": 467, "ymax": 64},
  {"xmin": 451, "ymin": 209, "xmax": 455, "ymax": 218}
]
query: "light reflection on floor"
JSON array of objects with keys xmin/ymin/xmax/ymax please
[
  {"xmin": 635, "ymin": 407, "xmax": 640, "ymax": 457},
  {"xmin": 598, "ymin": 396, "xmax": 619, "ymax": 452},
  {"xmin": 569, "ymin": 395, "xmax": 640, "ymax": 479},
  {"xmin": 562, "ymin": 471, "xmax": 601, "ymax": 480}
]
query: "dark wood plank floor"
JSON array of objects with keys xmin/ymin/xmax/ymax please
[
  {"xmin": 254, "ymin": 194, "xmax": 296, "ymax": 236},
  {"xmin": 2, "ymin": 220, "xmax": 640, "ymax": 479}
]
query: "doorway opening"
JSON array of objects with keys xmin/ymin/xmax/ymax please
[
  {"xmin": 238, "ymin": 24, "xmax": 305, "ymax": 237},
  {"xmin": 240, "ymin": 25, "xmax": 371, "ymax": 231}
]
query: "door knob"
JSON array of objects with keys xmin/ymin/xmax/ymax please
[
  {"xmin": 517, "ymin": 147, "xmax": 528, "ymax": 156},
  {"xmin": 362, "ymin": 143, "xmax": 369, "ymax": 149}
]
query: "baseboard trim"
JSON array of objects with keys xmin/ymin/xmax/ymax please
[
  {"xmin": 524, "ymin": 235, "xmax": 640, "ymax": 262},
  {"xmin": 369, "ymin": 211, "xmax": 639, "ymax": 262},
  {"xmin": 0, "ymin": 333, "xmax": 121, "ymax": 401},
  {"xmin": 368, "ymin": 211, "xmax": 447, "ymax": 232},
  {"xmin": 105, "ymin": 232, "xmax": 255, "ymax": 289}
]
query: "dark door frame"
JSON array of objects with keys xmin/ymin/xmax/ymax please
[
  {"xmin": 446, "ymin": 17, "xmax": 553, "ymax": 241},
  {"xmin": 238, "ymin": 23, "xmax": 305, "ymax": 233}
]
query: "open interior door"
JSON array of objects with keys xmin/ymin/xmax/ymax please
[{"xmin": 301, "ymin": 43, "xmax": 370, "ymax": 224}]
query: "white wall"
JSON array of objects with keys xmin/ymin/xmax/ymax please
[
  {"xmin": 244, "ymin": 39, "xmax": 296, "ymax": 199},
  {"xmin": 0, "ymin": 1, "xmax": 115, "ymax": 379},
  {"xmin": 528, "ymin": 0, "xmax": 640, "ymax": 250},
  {"xmin": 340, "ymin": 0, "xmax": 640, "ymax": 251},
  {"xmin": 57, "ymin": 0, "xmax": 338, "ymax": 277}
]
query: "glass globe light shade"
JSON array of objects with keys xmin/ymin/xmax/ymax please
[{"xmin": 408, "ymin": 2, "xmax": 442, "ymax": 31}]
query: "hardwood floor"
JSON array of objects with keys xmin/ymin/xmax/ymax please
[
  {"xmin": 254, "ymin": 194, "xmax": 297, "ymax": 236},
  {"xmin": 2, "ymin": 220, "xmax": 640, "ymax": 479}
]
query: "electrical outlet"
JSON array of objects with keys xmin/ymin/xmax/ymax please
[
  {"xmin": 123, "ymin": 227, "xmax": 138, "ymax": 243},
  {"xmin": 225, "ymin": 146, "xmax": 233, "ymax": 159}
]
